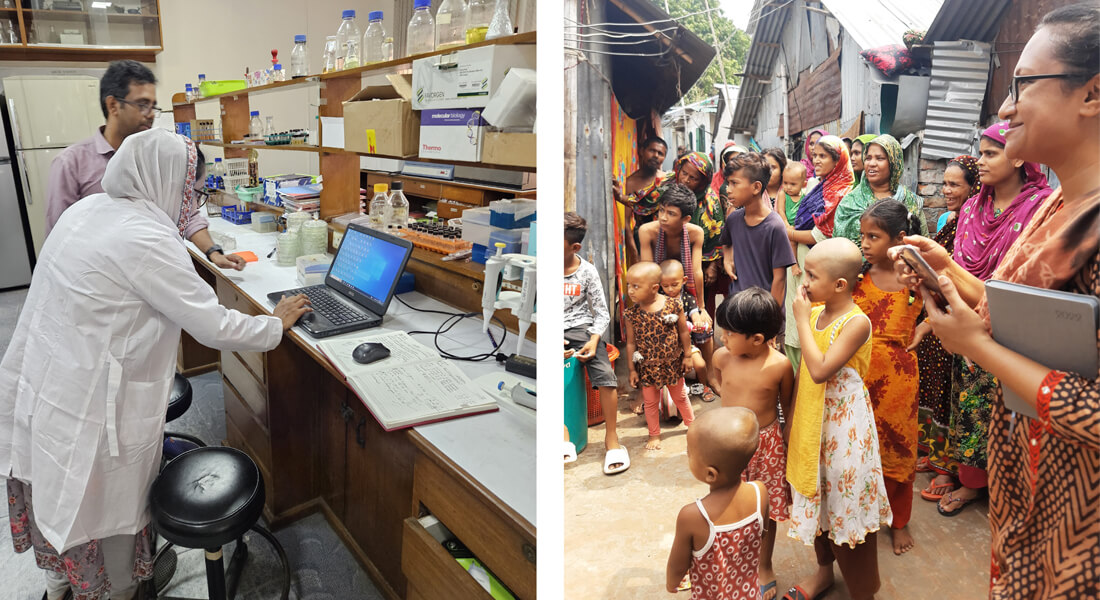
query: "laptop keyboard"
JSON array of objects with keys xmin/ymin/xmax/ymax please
[{"xmin": 283, "ymin": 285, "xmax": 377, "ymax": 326}]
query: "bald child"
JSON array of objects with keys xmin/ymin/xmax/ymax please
[{"xmin": 666, "ymin": 407, "xmax": 769, "ymax": 596}]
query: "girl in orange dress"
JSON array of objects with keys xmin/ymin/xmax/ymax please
[{"xmin": 852, "ymin": 199, "xmax": 925, "ymax": 557}]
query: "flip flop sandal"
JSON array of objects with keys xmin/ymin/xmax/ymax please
[
  {"xmin": 920, "ymin": 477, "xmax": 957, "ymax": 501},
  {"xmin": 563, "ymin": 441, "xmax": 577, "ymax": 464},
  {"xmin": 701, "ymin": 386, "xmax": 718, "ymax": 403},
  {"xmin": 689, "ymin": 382, "xmax": 705, "ymax": 396},
  {"xmin": 938, "ymin": 491, "xmax": 979, "ymax": 517},
  {"xmin": 760, "ymin": 579, "xmax": 778, "ymax": 600},
  {"xmin": 782, "ymin": 584, "xmax": 832, "ymax": 600},
  {"xmin": 603, "ymin": 447, "xmax": 630, "ymax": 475},
  {"xmin": 677, "ymin": 574, "xmax": 692, "ymax": 592}
]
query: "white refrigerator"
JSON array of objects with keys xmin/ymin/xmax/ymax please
[{"xmin": 1, "ymin": 75, "xmax": 102, "ymax": 271}]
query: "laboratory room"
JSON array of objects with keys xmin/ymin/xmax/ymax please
[{"xmin": 0, "ymin": 1, "xmax": 538, "ymax": 599}]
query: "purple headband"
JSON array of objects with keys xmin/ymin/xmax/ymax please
[{"xmin": 981, "ymin": 121, "xmax": 1010, "ymax": 146}]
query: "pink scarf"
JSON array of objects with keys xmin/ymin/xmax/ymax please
[{"xmin": 952, "ymin": 122, "xmax": 1052, "ymax": 280}]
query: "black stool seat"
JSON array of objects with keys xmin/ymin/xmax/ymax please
[
  {"xmin": 150, "ymin": 446, "xmax": 265, "ymax": 550},
  {"xmin": 166, "ymin": 374, "xmax": 193, "ymax": 423}
]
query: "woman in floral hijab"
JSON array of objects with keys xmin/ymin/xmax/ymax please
[{"xmin": 833, "ymin": 134, "xmax": 928, "ymax": 248}]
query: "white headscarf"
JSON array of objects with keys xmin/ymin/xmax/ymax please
[{"xmin": 101, "ymin": 128, "xmax": 199, "ymax": 237}]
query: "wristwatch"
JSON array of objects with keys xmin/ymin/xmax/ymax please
[{"xmin": 204, "ymin": 244, "xmax": 224, "ymax": 259}]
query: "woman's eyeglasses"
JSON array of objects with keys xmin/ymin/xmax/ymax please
[
  {"xmin": 1009, "ymin": 72, "xmax": 1090, "ymax": 103},
  {"xmin": 193, "ymin": 186, "xmax": 213, "ymax": 209},
  {"xmin": 116, "ymin": 98, "xmax": 164, "ymax": 116}
]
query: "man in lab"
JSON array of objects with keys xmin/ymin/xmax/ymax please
[{"xmin": 45, "ymin": 60, "xmax": 245, "ymax": 270}]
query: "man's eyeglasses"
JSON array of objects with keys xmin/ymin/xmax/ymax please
[
  {"xmin": 1009, "ymin": 72, "xmax": 1090, "ymax": 103},
  {"xmin": 116, "ymin": 98, "xmax": 163, "ymax": 116}
]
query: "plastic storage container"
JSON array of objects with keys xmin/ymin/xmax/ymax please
[
  {"xmin": 291, "ymin": 35, "xmax": 309, "ymax": 77},
  {"xmin": 406, "ymin": 0, "xmax": 436, "ymax": 57},
  {"xmin": 221, "ymin": 206, "xmax": 254, "ymax": 224},
  {"xmin": 488, "ymin": 199, "xmax": 536, "ymax": 228},
  {"xmin": 387, "ymin": 181, "xmax": 410, "ymax": 230},
  {"xmin": 368, "ymin": 183, "xmax": 388, "ymax": 228},
  {"xmin": 199, "ymin": 80, "xmax": 247, "ymax": 97},
  {"xmin": 249, "ymin": 111, "xmax": 263, "ymax": 138},
  {"xmin": 436, "ymin": 0, "xmax": 467, "ymax": 50},
  {"xmin": 251, "ymin": 212, "xmax": 277, "ymax": 233},
  {"xmin": 336, "ymin": 9, "xmax": 361, "ymax": 70},
  {"xmin": 459, "ymin": 206, "xmax": 492, "ymax": 244},
  {"xmin": 363, "ymin": 11, "xmax": 387, "ymax": 64}
]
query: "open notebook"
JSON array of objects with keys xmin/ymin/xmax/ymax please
[{"xmin": 316, "ymin": 330, "xmax": 498, "ymax": 431}]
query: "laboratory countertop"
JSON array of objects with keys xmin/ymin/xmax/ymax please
[{"xmin": 187, "ymin": 216, "xmax": 536, "ymax": 527}]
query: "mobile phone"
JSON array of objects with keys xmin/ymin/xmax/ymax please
[{"xmin": 898, "ymin": 245, "xmax": 948, "ymax": 309}]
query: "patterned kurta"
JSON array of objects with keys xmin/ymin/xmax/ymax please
[
  {"xmin": 916, "ymin": 217, "xmax": 959, "ymax": 473},
  {"xmin": 988, "ymin": 252, "xmax": 1099, "ymax": 599},
  {"xmin": 853, "ymin": 270, "xmax": 923, "ymax": 483},
  {"xmin": 625, "ymin": 297, "xmax": 685, "ymax": 388}
]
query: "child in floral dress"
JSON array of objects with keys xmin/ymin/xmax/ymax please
[
  {"xmin": 624, "ymin": 261, "xmax": 695, "ymax": 450},
  {"xmin": 783, "ymin": 238, "xmax": 892, "ymax": 600}
]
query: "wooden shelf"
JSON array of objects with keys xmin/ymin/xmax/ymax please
[
  {"xmin": 21, "ymin": 9, "xmax": 158, "ymax": 21},
  {"xmin": 173, "ymin": 77, "xmax": 318, "ymax": 107},
  {"xmin": 366, "ymin": 172, "xmax": 537, "ymax": 196},
  {"xmin": 197, "ymin": 140, "xmax": 535, "ymax": 172},
  {"xmin": 174, "ymin": 31, "xmax": 537, "ymax": 105}
]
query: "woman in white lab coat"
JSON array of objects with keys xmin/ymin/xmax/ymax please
[{"xmin": 0, "ymin": 128, "xmax": 310, "ymax": 600}]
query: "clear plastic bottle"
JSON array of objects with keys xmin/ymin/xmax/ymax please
[
  {"xmin": 386, "ymin": 181, "xmax": 410, "ymax": 230},
  {"xmin": 363, "ymin": 11, "xmax": 387, "ymax": 64},
  {"xmin": 436, "ymin": 0, "xmax": 467, "ymax": 50},
  {"xmin": 486, "ymin": 0, "xmax": 513, "ymax": 40},
  {"xmin": 265, "ymin": 116, "xmax": 275, "ymax": 138},
  {"xmin": 184, "ymin": 83, "xmax": 194, "ymax": 103},
  {"xmin": 196, "ymin": 74, "xmax": 206, "ymax": 98},
  {"xmin": 406, "ymin": 0, "xmax": 436, "ymax": 57},
  {"xmin": 368, "ymin": 183, "xmax": 389, "ymax": 227},
  {"xmin": 249, "ymin": 111, "xmax": 263, "ymax": 139},
  {"xmin": 381, "ymin": 37, "xmax": 395, "ymax": 61},
  {"xmin": 290, "ymin": 35, "xmax": 309, "ymax": 77},
  {"xmin": 465, "ymin": 0, "xmax": 492, "ymax": 44},
  {"xmin": 273, "ymin": 64, "xmax": 286, "ymax": 81},
  {"xmin": 322, "ymin": 35, "xmax": 338, "ymax": 73},
  {"xmin": 336, "ymin": 9, "xmax": 361, "ymax": 70},
  {"xmin": 211, "ymin": 157, "xmax": 225, "ymax": 189}
]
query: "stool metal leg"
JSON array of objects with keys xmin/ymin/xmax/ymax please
[
  {"xmin": 224, "ymin": 537, "xmax": 248, "ymax": 600},
  {"xmin": 249, "ymin": 525, "xmax": 291, "ymax": 600},
  {"xmin": 204, "ymin": 548, "xmax": 227, "ymax": 600}
]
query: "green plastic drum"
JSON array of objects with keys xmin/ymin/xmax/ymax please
[{"xmin": 563, "ymin": 356, "xmax": 588, "ymax": 453}]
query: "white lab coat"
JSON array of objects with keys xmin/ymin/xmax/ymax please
[{"xmin": 0, "ymin": 129, "xmax": 282, "ymax": 553}]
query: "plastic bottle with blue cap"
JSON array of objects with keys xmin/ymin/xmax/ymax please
[
  {"xmin": 406, "ymin": 0, "xmax": 436, "ymax": 57},
  {"xmin": 336, "ymin": 9, "xmax": 361, "ymax": 70},
  {"xmin": 363, "ymin": 11, "xmax": 387, "ymax": 64},
  {"xmin": 291, "ymin": 34, "xmax": 309, "ymax": 77}
]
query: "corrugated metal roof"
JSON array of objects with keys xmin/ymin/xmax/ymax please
[
  {"xmin": 729, "ymin": 0, "xmax": 793, "ymax": 132},
  {"xmin": 921, "ymin": 40, "xmax": 992, "ymax": 161},
  {"xmin": 924, "ymin": 0, "xmax": 1012, "ymax": 43},
  {"xmin": 820, "ymin": 0, "xmax": 944, "ymax": 50}
]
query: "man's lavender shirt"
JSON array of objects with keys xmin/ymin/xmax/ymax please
[{"xmin": 46, "ymin": 126, "xmax": 208, "ymax": 238}]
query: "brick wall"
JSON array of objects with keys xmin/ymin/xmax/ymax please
[{"xmin": 917, "ymin": 157, "xmax": 949, "ymax": 229}]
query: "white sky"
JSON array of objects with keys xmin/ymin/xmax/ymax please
[{"xmin": 718, "ymin": 0, "xmax": 754, "ymax": 30}]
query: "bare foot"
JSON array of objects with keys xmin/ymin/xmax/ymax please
[
  {"xmin": 645, "ymin": 436, "xmax": 661, "ymax": 450},
  {"xmin": 758, "ymin": 565, "xmax": 778, "ymax": 600},
  {"xmin": 788, "ymin": 565, "xmax": 833, "ymax": 599},
  {"xmin": 892, "ymin": 526, "xmax": 915, "ymax": 555},
  {"xmin": 631, "ymin": 400, "xmax": 645, "ymax": 416}
]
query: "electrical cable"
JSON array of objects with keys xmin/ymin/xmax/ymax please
[
  {"xmin": 563, "ymin": 6, "xmax": 724, "ymax": 30},
  {"xmin": 566, "ymin": 25, "xmax": 680, "ymax": 38},
  {"xmin": 395, "ymin": 295, "xmax": 509, "ymax": 362}
]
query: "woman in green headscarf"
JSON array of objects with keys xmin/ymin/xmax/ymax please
[
  {"xmin": 833, "ymin": 134, "xmax": 928, "ymax": 248},
  {"xmin": 850, "ymin": 133, "xmax": 878, "ymax": 186}
]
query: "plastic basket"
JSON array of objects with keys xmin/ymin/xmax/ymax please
[
  {"xmin": 199, "ymin": 80, "xmax": 247, "ymax": 97},
  {"xmin": 234, "ymin": 185, "xmax": 263, "ymax": 204},
  {"xmin": 586, "ymin": 344, "xmax": 619, "ymax": 426},
  {"xmin": 221, "ymin": 206, "xmax": 253, "ymax": 224}
]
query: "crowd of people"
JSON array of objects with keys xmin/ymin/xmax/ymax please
[{"xmin": 566, "ymin": 4, "xmax": 1097, "ymax": 599}]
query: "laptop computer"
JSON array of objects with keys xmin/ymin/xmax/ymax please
[
  {"xmin": 268, "ymin": 222, "xmax": 414, "ymax": 338},
  {"xmin": 985, "ymin": 280, "xmax": 1099, "ymax": 419}
]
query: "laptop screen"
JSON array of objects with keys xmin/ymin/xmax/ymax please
[{"xmin": 326, "ymin": 223, "xmax": 413, "ymax": 313}]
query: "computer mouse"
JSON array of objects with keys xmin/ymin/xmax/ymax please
[{"xmin": 352, "ymin": 342, "xmax": 390, "ymax": 365}]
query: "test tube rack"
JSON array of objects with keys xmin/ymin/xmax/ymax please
[{"xmin": 401, "ymin": 222, "xmax": 472, "ymax": 255}]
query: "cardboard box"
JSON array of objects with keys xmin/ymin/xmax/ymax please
[
  {"xmin": 437, "ymin": 198, "xmax": 478, "ymax": 219},
  {"xmin": 343, "ymin": 74, "xmax": 419, "ymax": 157},
  {"xmin": 418, "ymin": 108, "xmax": 486, "ymax": 163},
  {"xmin": 411, "ymin": 45, "xmax": 537, "ymax": 110},
  {"xmin": 481, "ymin": 131, "xmax": 535, "ymax": 169}
]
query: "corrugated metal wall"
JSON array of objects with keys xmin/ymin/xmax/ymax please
[
  {"xmin": 986, "ymin": 0, "xmax": 1075, "ymax": 122},
  {"xmin": 840, "ymin": 33, "xmax": 883, "ymax": 134},
  {"xmin": 922, "ymin": 41, "xmax": 991, "ymax": 161}
]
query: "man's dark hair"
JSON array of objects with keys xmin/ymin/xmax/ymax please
[
  {"xmin": 100, "ymin": 60, "xmax": 157, "ymax": 118},
  {"xmin": 723, "ymin": 152, "xmax": 771, "ymax": 189},
  {"xmin": 658, "ymin": 183, "xmax": 697, "ymax": 219},
  {"xmin": 641, "ymin": 136, "xmax": 668, "ymax": 153},
  {"xmin": 715, "ymin": 287, "xmax": 783, "ymax": 340},
  {"xmin": 1038, "ymin": 3, "xmax": 1099, "ymax": 91},
  {"xmin": 564, "ymin": 211, "xmax": 587, "ymax": 245}
]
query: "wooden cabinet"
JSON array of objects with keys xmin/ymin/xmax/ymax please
[{"xmin": 0, "ymin": 0, "xmax": 161, "ymax": 62}]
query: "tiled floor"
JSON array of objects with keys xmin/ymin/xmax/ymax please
[{"xmin": 564, "ymin": 363, "xmax": 992, "ymax": 599}]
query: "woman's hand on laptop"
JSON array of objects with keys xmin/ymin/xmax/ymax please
[{"xmin": 274, "ymin": 294, "xmax": 312, "ymax": 330}]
